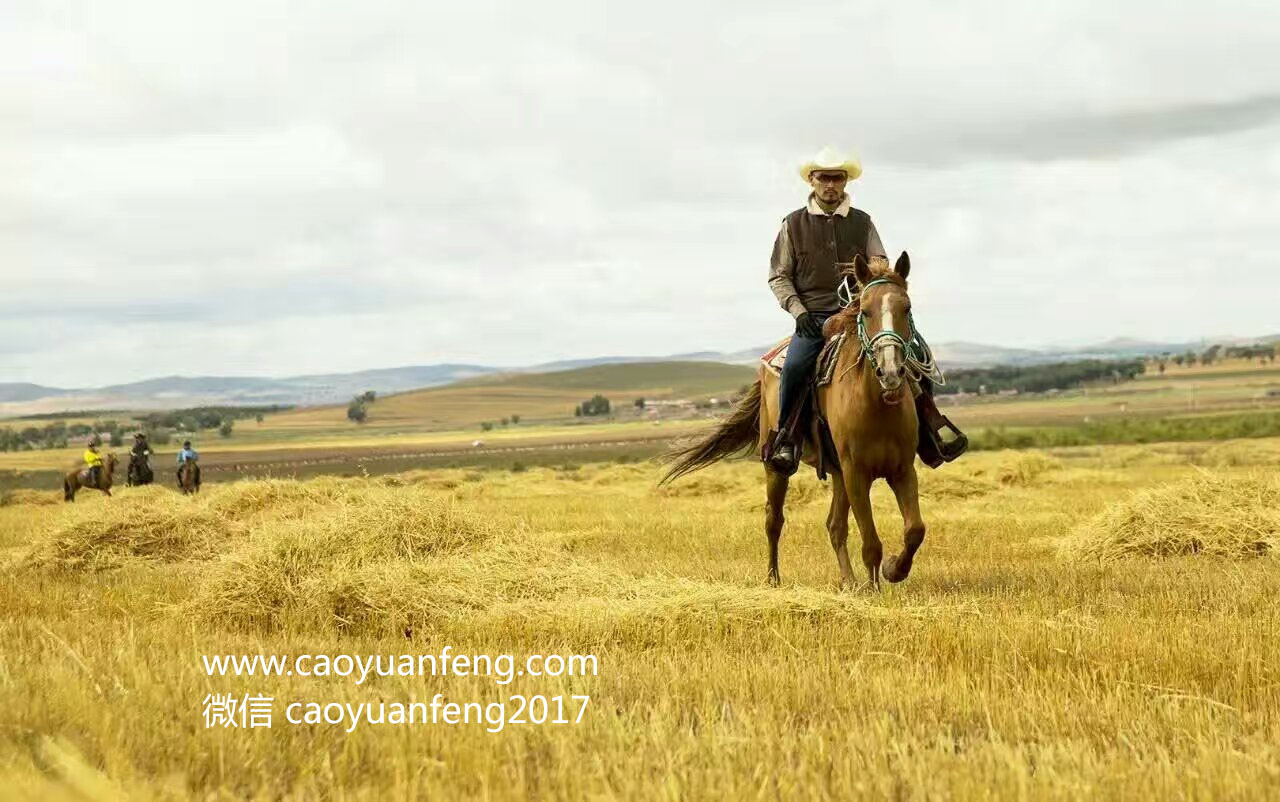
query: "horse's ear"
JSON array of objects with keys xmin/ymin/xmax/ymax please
[
  {"xmin": 894, "ymin": 251, "xmax": 911, "ymax": 279},
  {"xmin": 852, "ymin": 253, "xmax": 874, "ymax": 286}
]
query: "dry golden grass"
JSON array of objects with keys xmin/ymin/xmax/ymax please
[
  {"xmin": 3, "ymin": 440, "xmax": 1280, "ymax": 799},
  {"xmin": 1061, "ymin": 472, "xmax": 1280, "ymax": 560}
]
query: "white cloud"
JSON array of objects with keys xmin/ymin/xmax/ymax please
[{"xmin": 3, "ymin": 0, "xmax": 1279, "ymax": 387}]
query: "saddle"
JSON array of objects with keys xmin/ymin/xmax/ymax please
[
  {"xmin": 760, "ymin": 334, "xmax": 852, "ymax": 481},
  {"xmin": 760, "ymin": 325, "xmax": 968, "ymax": 477},
  {"xmin": 759, "ymin": 332, "xmax": 852, "ymax": 385},
  {"xmin": 77, "ymin": 468, "xmax": 97, "ymax": 487}
]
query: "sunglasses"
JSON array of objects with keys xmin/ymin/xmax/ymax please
[{"xmin": 812, "ymin": 172, "xmax": 847, "ymax": 183}]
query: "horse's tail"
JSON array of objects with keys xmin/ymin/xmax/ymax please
[
  {"xmin": 63, "ymin": 477, "xmax": 72, "ymax": 502},
  {"xmin": 660, "ymin": 381, "xmax": 762, "ymax": 485}
]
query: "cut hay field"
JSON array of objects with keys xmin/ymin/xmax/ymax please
[{"xmin": 3, "ymin": 438, "xmax": 1280, "ymax": 799}]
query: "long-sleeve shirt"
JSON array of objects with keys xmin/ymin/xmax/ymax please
[
  {"xmin": 768, "ymin": 193, "xmax": 888, "ymax": 318},
  {"xmin": 83, "ymin": 449, "xmax": 103, "ymax": 467},
  {"xmin": 177, "ymin": 448, "xmax": 199, "ymax": 464}
]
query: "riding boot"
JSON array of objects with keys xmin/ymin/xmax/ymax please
[
  {"xmin": 767, "ymin": 430, "xmax": 800, "ymax": 476},
  {"xmin": 914, "ymin": 378, "xmax": 968, "ymax": 468},
  {"xmin": 767, "ymin": 381, "xmax": 813, "ymax": 476},
  {"xmin": 90, "ymin": 466, "xmax": 101, "ymax": 489}
]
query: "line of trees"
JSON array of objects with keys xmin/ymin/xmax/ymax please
[
  {"xmin": 1152, "ymin": 343, "xmax": 1276, "ymax": 372},
  {"xmin": 938, "ymin": 359, "xmax": 1146, "ymax": 396},
  {"xmin": 136, "ymin": 405, "xmax": 285, "ymax": 434},
  {"xmin": 0, "ymin": 419, "xmax": 118, "ymax": 452},
  {"xmin": 0, "ymin": 404, "xmax": 288, "ymax": 452}
]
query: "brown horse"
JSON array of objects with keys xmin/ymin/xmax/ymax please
[
  {"xmin": 663, "ymin": 252, "xmax": 926, "ymax": 589},
  {"xmin": 63, "ymin": 454, "xmax": 118, "ymax": 502},
  {"xmin": 178, "ymin": 461, "xmax": 199, "ymax": 495}
]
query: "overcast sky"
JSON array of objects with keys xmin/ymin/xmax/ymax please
[{"xmin": 5, "ymin": 1, "xmax": 1280, "ymax": 387}]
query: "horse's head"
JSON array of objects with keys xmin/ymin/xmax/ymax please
[{"xmin": 848, "ymin": 252, "xmax": 914, "ymax": 395}]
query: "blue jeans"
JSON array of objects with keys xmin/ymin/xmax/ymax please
[{"xmin": 777, "ymin": 311, "xmax": 837, "ymax": 436}]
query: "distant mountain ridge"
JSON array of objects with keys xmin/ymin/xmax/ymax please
[{"xmin": 2, "ymin": 333, "xmax": 1274, "ymax": 417}]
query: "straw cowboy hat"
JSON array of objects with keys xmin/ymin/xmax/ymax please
[{"xmin": 798, "ymin": 146, "xmax": 862, "ymax": 182}]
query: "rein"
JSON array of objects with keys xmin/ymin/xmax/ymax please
[{"xmin": 837, "ymin": 276, "xmax": 946, "ymax": 386}]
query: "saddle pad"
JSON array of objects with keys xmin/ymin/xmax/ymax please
[
  {"xmin": 760, "ymin": 337, "xmax": 791, "ymax": 376},
  {"xmin": 759, "ymin": 332, "xmax": 856, "ymax": 384}
]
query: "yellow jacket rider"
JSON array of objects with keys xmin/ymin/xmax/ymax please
[{"xmin": 83, "ymin": 440, "xmax": 104, "ymax": 487}]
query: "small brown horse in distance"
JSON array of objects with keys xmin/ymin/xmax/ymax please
[
  {"xmin": 178, "ymin": 461, "xmax": 199, "ymax": 495},
  {"xmin": 663, "ymin": 252, "xmax": 925, "ymax": 589},
  {"xmin": 63, "ymin": 454, "xmax": 118, "ymax": 502}
]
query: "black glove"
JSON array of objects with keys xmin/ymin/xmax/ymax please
[{"xmin": 795, "ymin": 312, "xmax": 823, "ymax": 339}]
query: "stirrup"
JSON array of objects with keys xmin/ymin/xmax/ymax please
[
  {"xmin": 918, "ymin": 419, "xmax": 967, "ymax": 468},
  {"xmin": 767, "ymin": 435, "xmax": 800, "ymax": 477},
  {"xmin": 938, "ymin": 426, "xmax": 969, "ymax": 462}
]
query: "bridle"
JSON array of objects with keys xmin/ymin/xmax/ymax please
[{"xmin": 837, "ymin": 276, "xmax": 945, "ymax": 388}]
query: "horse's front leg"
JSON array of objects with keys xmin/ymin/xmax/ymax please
[
  {"xmin": 884, "ymin": 464, "xmax": 926, "ymax": 583},
  {"xmin": 843, "ymin": 468, "xmax": 881, "ymax": 588},
  {"xmin": 826, "ymin": 472, "xmax": 857, "ymax": 589},
  {"xmin": 764, "ymin": 468, "xmax": 789, "ymax": 586}
]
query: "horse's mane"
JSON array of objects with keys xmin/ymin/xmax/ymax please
[{"xmin": 825, "ymin": 265, "xmax": 908, "ymax": 336}]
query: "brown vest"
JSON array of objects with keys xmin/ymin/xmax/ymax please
[{"xmin": 783, "ymin": 206, "xmax": 871, "ymax": 313}]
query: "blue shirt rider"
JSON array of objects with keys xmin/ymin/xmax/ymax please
[
  {"xmin": 176, "ymin": 440, "xmax": 201, "ymax": 488},
  {"xmin": 177, "ymin": 442, "xmax": 199, "ymax": 465}
]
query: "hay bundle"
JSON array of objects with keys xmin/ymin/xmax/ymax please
[
  {"xmin": 205, "ymin": 476, "xmax": 365, "ymax": 520},
  {"xmin": 1194, "ymin": 440, "xmax": 1280, "ymax": 468},
  {"xmin": 918, "ymin": 472, "xmax": 995, "ymax": 499},
  {"xmin": 994, "ymin": 452, "xmax": 1063, "ymax": 486},
  {"xmin": 189, "ymin": 485, "xmax": 496, "ymax": 632},
  {"xmin": 23, "ymin": 494, "xmax": 237, "ymax": 570},
  {"xmin": 0, "ymin": 488, "xmax": 61, "ymax": 507},
  {"xmin": 654, "ymin": 473, "xmax": 748, "ymax": 498},
  {"xmin": 1061, "ymin": 472, "xmax": 1280, "ymax": 560}
]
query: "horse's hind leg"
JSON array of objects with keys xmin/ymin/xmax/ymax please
[
  {"xmin": 844, "ymin": 470, "xmax": 882, "ymax": 588},
  {"xmin": 883, "ymin": 465, "xmax": 926, "ymax": 583},
  {"xmin": 764, "ymin": 468, "xmax": 789, "ymax": 586},
  {"xmin": 826, "ymin": 473, "xmax": 857, "ymax": 589}
]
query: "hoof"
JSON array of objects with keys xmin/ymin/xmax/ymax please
[
  {"xmin": 882, "ymin": 554, "xmax": 912, "ymax": 584},
  {"xmin": 767, "ymin": 570, "xmax": 780, "ymax": 587}
]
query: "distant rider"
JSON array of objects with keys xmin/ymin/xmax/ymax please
[
  {"xmin": 176, "ymin": 440, "xmax": 201, "ymax": 488},
  {"xmin": 83, "ymin": 439, "xmax": 104, "ymax": 487},
  {"xmin": 130, "ymin": 432, "xmax": 152, "ymax": 483}
]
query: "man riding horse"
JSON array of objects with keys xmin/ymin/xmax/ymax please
[
  {"xmin": 766, "ymin": 146, "xmax": 967, "ymax": 475},
  {"xmin": 83, "ymin": 438, "xmax": 105, "ymax": 488},
  {"xmin": 128, "ymin": 432, "xmax": 153, "ymax": 486},
  {"xmin": 177, "ymin": 440, "xmax": 201, "ymax": 490}
]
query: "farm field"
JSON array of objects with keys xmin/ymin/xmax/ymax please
[
  {"xmin": 940, "ymin": 361, "xmax": 1280, "ymax": 428},
  {"xmin": 2, "ymin": 358, "xmax": 1277, "ymax": 494},
  {"xmin": 2, "ymin": 437, "xmax": 1279, "ymax": 799}
]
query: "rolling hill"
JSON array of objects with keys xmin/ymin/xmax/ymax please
[
  {"xmin": 5, "ymin": 333, "xmax": 1276, "ymax": 418},
  {"xmin": 258, "ymin": 360, "xmax": 756, "ymax": 434}
]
